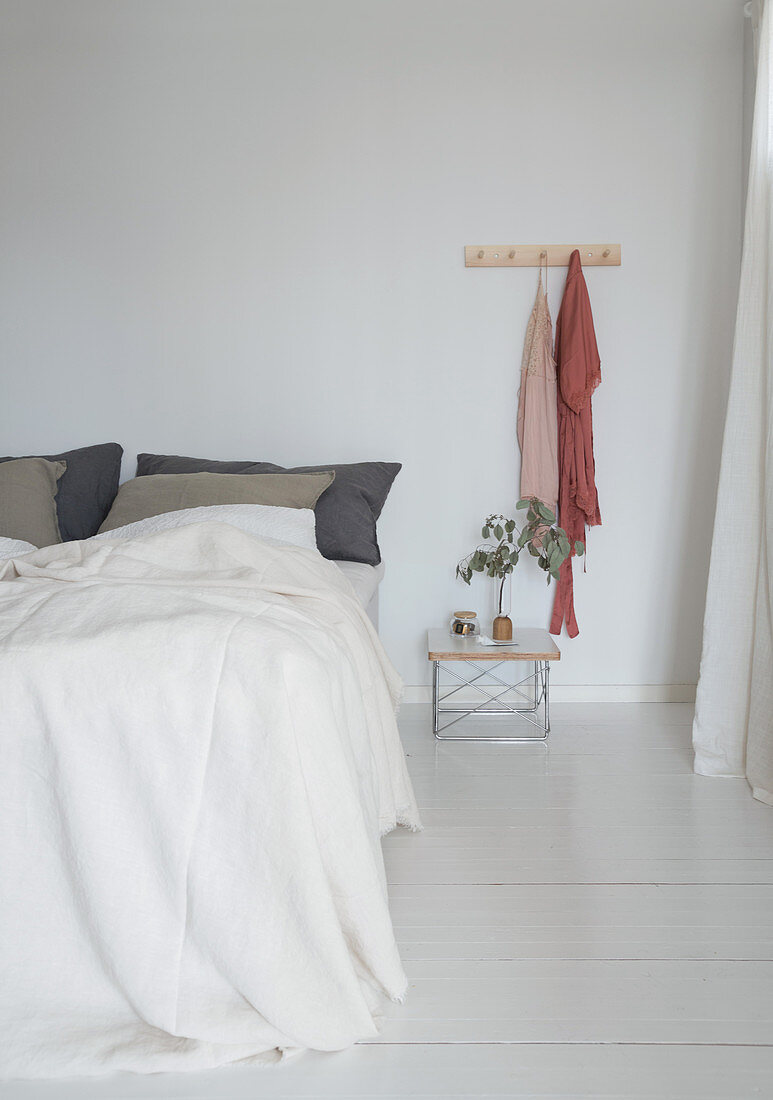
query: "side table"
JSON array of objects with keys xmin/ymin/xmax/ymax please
[{"xmin": 427, "ymin": 628, "xmax": 560, "ymax": 742}]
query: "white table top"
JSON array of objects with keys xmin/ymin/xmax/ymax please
[{"xmin": 427, "ymin": 627, "xmax": 560, "ymax": 662}]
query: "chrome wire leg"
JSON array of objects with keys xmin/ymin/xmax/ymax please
[{"xmin": 432, "ymin": 658, "xmax": 552, "ymax": 743}]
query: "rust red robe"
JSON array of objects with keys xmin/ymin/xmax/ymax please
[{"xmin": 549, "ymin": 249, "xmax": 602, "ymax": 638}]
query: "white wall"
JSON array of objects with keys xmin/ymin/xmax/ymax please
[{"xmin": 0, "ymin": 0, "xmax": 744, "ymax": 693}]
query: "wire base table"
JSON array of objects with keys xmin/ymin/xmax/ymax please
[{"xmin": 427, "ymin": 628, "xmax": 561, "ymax": 743}]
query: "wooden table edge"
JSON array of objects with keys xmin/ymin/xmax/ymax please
[
  {"xmin": 427, "ymin": 649, "xmax": 561, "ymax": 661},
  {"xmin": 427, "ymin": 639, "xmax": 561, "ymax": 662}
]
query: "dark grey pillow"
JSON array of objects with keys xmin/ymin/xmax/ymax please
[
  {"xmin": 136, "ymin": 453, "xmax": 401, "ymax": 566},
  {"xmin": 0, "ymin": 443, "xmax": 123, "ymax": 541}
]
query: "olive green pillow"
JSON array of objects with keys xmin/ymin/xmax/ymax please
[
  {"xmin": 0, "ymin": 457, "xmax": 66, "ymax": 547},
  {"xmin": 98, "ymin": 470, "xmax": 335, "ymax": 533}
]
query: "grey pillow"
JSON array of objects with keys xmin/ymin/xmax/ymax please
[
  {"xmin": 0, "ymin": 457, "xmax": 66, "ymax": 547},
  {"xmin": 136, "ymin": 454, "xmax": 401, "ymax": 566},
  {"xmin": 99, "ymin": 470, "xmax": 335, "ymax": 533},
  {"xmin": 0, "ymin": 443, "xmax": 123, "ymax": 541}
]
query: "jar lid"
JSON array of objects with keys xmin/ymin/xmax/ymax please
[{"xmin": 453, "ymin": 611, "xmax": 477, "ymax": 619}]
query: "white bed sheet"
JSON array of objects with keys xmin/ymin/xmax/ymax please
[{"xmin": 333, "ymin": 560, "xmax": 385, "ymax": 608}]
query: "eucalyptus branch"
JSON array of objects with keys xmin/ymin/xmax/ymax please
[{"xmin": 456, "ymin": 499, "xmax": 584, "ymax": 590}]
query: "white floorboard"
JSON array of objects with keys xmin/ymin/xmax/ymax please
[
  {"xmin": 4, "ymin": 1045, "xmax": 773, "ymax": 1100},
  {"xmin": 3, "ymin": 702, "xmax": 772, "ymax": 1098},
  {"xmin": 373, "ymin": 958, "xmax": 773, "ymax": 1044},
  {"xmin": 390, "ymin": 883, "xmax": 773, "ymax": 960}
]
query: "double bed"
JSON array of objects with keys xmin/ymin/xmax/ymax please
[{"xmin": 0, "ymin": 445, "xmax": 417, "ymax": 1079}]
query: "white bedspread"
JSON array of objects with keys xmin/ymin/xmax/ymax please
[{"xmin": 0, "ymin": 523, "xmax": 419, "ymax": 1079}]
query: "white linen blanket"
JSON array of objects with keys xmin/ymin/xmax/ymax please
[{"xmin": 0, "ymin": 523, "xmax": 420, "ymax": 1079}]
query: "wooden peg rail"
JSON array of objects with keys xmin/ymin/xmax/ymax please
[{"xmin": 465, "ymin": 244, "xmax": 621, "ymax": 268}]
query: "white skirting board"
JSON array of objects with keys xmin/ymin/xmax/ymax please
[{"xmin": 402, "ymin": 684, "xmax": 697, "ymax": 704}]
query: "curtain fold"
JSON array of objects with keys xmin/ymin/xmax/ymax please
[{"xmin": 692, "ymin": 0, "xmax": 773, "ymax": 803}]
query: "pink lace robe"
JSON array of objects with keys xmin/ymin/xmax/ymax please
[{"xmin": 516, "ymin": 273, "xmax": 559, "ymax": 513}]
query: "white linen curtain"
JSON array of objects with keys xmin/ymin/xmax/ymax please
[{"xmin": 692, "ymin": 0, "xmax": 773, "ymax": 804}]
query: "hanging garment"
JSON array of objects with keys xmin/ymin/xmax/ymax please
[
  {"xmin": 549, "ymin": 249, "xmax": 602, "ymax": 638},
  {"xmin": 517, "ymin": 266, "xmax": 559, "ymax": 512}
]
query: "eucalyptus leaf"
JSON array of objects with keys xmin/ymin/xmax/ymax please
[
  {"xmin": 575, "ymin": 541, "xmax": 585, "ymax": 556},
  {"xmin": 516, "ymin": 498, "xmax": 529, "ymax": 509},
  {"xmin": 494, "ymin": 524, "xmax": 503, "ymax": 540}
]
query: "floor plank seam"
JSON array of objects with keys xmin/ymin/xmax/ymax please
[
  {"xmin": 397, "ymin": 957, "xmax": 773, "ymax": 963},
  {"xmin": 360, "ymin": 1040, "xmax": 773, "ymax": 1048},
  {"xmin": 388, "ymin": 883, "xmax": 773, "ymax": 888}
]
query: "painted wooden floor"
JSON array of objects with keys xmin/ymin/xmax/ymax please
[{"xmin": 5, "ymin": 702, "xmax": 773, "ymax": 1099}]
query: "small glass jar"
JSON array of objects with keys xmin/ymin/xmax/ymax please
[{"xmin": 450, "ymin": 611, "xmax": 480, "ymax": 637}]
